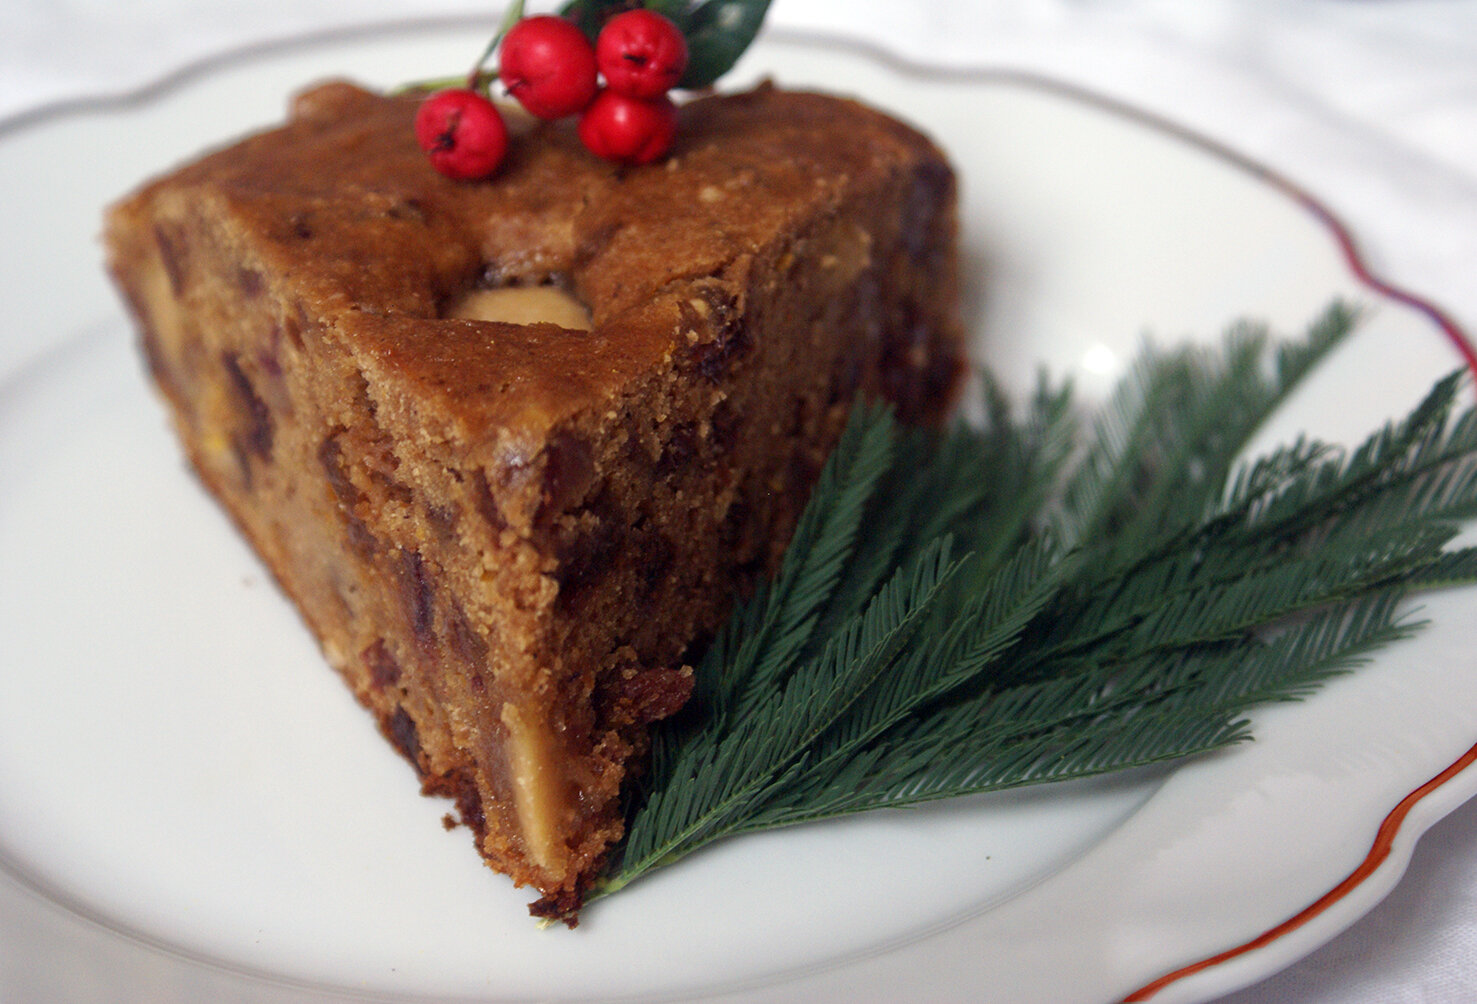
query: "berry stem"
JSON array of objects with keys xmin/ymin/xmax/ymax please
[
  {"xmin": 396, "ymin": 0, "xmax": 518, "ymax": 100},
  {"xmin": 465, "ymin": 68, "xmax": 499, "ymax": 94},
  {"xmin": 470, "ymin": 0, "xmax": 528, "ymax": 80},
  {"xmin": 396, "ymin": 68, "xmax": 498, "ymax": 99},
  {"xmin": 391, "ymin": 74, "xmax": 466, "ymax": 96}
]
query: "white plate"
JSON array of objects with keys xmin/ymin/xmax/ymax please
[{"xmin": 1, "ymin": 22, "xmax": 1474, "ymax": 1004}]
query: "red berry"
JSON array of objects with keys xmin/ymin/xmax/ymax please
[
  {"xmin": 596, "ymin": 9, "xmax": 689, "ymax": 99},
  {"xmin": 499, "ymin": 15, "xmax": 599, "ymax": 119},
  {"xmin": 414, "ymin": 89, "xmax": 508, "ymax": 180},
  {"xmin": 577, "ymin": 89, "xmax": 678, "ymax": 165},
  {"xmin": 576, "ymin": 89, "xmax": 679, "ymax": 165}
]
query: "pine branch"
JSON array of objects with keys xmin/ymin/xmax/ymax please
[
  {"xmin": 694, "ymin": 399, "xmax": 895, "ymax": 725},
  {"xmin": 610, "ymin": 519, "xmax": 964, "ymax": 893},
  {"xmin": 1064, "ymin": 302, "xmax": 1358, "ymax": 573},
  {"xmin": 583, "ymin": 304, "xmax": 1477, "ymax": 914}
]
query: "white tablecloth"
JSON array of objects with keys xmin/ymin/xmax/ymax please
[{"xmin": 4, "ymin": 2, "xmax": 1476, "ymax": 1000}]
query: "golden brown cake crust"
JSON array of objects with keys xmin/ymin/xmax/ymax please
[
  {"xmin": 106, "ymin": 80, "xmax": 963, "ymax": 916},
  {"xmin": 127, "ymin": 81, "xmax": 953, "ymax": 443}
]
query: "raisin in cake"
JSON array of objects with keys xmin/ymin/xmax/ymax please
[{"xmin": 105, "ymin": 80, "xmax": 963, "ymax": 918}]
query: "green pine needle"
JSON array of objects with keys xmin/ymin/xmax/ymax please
[{"xmin": 583, "ymin": 301, "xmax": 1477, "ymax": 912}]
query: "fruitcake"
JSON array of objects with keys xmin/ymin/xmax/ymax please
[{"xmin": 104, "ymin": 80, "xmax": 963, "ymax": 918}]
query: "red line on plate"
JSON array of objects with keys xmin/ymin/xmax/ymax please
[
  {"xmin": 1104, "ymin": 118, "xmax": 1477, "ymax": 999},
  {"xmin": 808, "ymin": 39, "xmax": 1477, "ymax": 380},
  {"xmin": 1124, "ymin": 739, "xmax": 1477, "ymax": 1001},
  {"xmin": 862, "ymin": 51, "xmax": 1477, "ymax": 1004},
  {"xmin": 925, "ymin": 61, "xmax": 1477, "ymax": 1003},
  {"xmin": 1284, "ymin": 188, "xmax": 1477, "ymax": 377}
]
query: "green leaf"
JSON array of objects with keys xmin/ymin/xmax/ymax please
[
  {"xmin": 557, "ymin": 0, "xmax": 628, "ymax": 41},
  {"xmin": 660, "ymin": 0, "xmax": 774, "ymax": 89}
]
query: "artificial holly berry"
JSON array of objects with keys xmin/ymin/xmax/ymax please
[
  {"xmin": 414, "ymin": 89, "xmax": 509, "ymax": 180},
  {"xmin": 577, "ymin": 88, "xmax": 679, "ymax": 165},
  {"xmin": 499, "ymin": 15, "xmax": 600, "ymax": 119},
  {"xmin": 595, "ymin": 9, "xmax": 689, "ymax": 100}
]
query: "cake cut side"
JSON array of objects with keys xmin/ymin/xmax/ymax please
[{"xmin": 105, "ymin": 81, "xmax": 963, "ymax": 917}]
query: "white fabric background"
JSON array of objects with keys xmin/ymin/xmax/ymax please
[{"xmin": 3, "ymin": 2, "xmax": 1476, "ymax": 1000}]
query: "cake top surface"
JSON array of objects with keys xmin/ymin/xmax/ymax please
[{"xmin": 114, "ymin": 82, "xmax": 949, "ymax": 452}]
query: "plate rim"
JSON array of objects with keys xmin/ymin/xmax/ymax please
[{"xmin": 3, "ymin": 16, "xmax": 1476, "ymax": 1002}]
